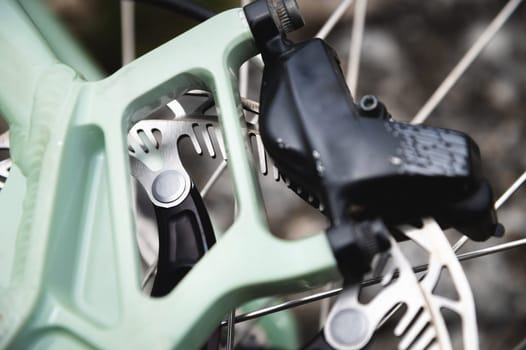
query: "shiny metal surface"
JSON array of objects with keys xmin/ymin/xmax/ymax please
[
  {"xmin": 0, "ymin": 131, "xmax": 10, "ymax": 189},
  {"xmin": 129, "ymin": 112, "xmax": 280, "ymax": 282},
  {"xmin": 0, "ymin": 131, "xmax": 9, "ymax": 149},
  {"xmin": 128, "ymin": 120, "xmax": 193, "ymax": 208},
  {"xmin": 0, "ymin": 159, "xmax": 11, "ymax": 180},
  {"xmin": 323, "ymin": 219, "xmax": 466, "ymax": 350},
  {"xmin": 226, "ymin": 310, "xmax": 236, "ymax": 350},
  {"xmin": 220, "ymin": 234, "xmax": 526, "ymax": 327},
  {"xmin": 403, "ymin": 219, "xmax": 478, "ymax": 350}
]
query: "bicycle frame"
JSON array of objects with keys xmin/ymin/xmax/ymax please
[{"xmin": 0, "ymin": 1, "xmax": 339, "ymax": 348}]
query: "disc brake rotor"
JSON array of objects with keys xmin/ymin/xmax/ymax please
[
  {"xmin": 128, "ymin": 93, "xmax": 325, "ymax": 269},
  {"xmin": 128, "ymin": 94, "xmax": 479, "ymax": 349},
  {"xmin": 324, "ymin": 219, "xmax": 477, "ymax": 350},
  {"xmin": 127, "ymin": 92, "xmax": 301, "ymax": 278}
]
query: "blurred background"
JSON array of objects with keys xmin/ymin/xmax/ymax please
[{"xmin": 41, "ymin": 0, "xmax": 526, "ymax": 348}]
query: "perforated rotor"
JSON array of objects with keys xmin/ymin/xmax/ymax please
[{"xmin": 0, "ymin": 131, "xmax": 11, "ymax": 190}]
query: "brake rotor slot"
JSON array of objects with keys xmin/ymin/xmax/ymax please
[{"xmin": 0, "ymin": 128, "xmax": 11, "ymax": 190}]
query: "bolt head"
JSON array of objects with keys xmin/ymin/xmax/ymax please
[
  {"xmin": 152, "ymin": 170, "xmax": 186, "ymax": 204},
  {"xmin": 326, "ymin": 308, "xmax": 369, "ymax": 348}
]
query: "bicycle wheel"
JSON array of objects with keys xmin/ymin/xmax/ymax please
[
  {"xmin": 194, "ymin": 0, "xmax": 526, "ymax": 348},
  {"xmin": 229, "ymin": 1, "xmax": 526, "ymax": 348},
  {"xmin": 1, "ymin": 1, "xmax": 322, "ymax": 349},
  {"xmin": 123, "ymin": 0, "xmax": 526, "ymax": 348},
  {"xmin": 1, "ymin": 0, "xmax": 525, "ymax": 349}
]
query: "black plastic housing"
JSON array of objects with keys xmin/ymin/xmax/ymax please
[
  {"xmin": 244, "ymin": 0, "xmax": 501, "ymax": 282},
  {"xmin": 151, "ymin": 186, "xmax": 216, "ymax": 297}
]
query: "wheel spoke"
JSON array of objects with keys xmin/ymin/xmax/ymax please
[
  {"xmin": 453, "ymin": 236, "xmax": 469, "ymax": 253},
  {"xmin": 316, "ymin": 0, "xmax": 354, "ymax": 39},
  {"xmin": 346, "ymin": 0, "xmax": 367, "ymax": 95},
  {"xmin": 456, "ymin": 237, "xmax": 526, "ymax": 260},
  {"xmin": 120, "ymin": 0, "xmax": 136, "ymax": 65},
  {"xmin": 131, "ymin": 0, "xmax": 526, "ymax": 344},
  {"xmin": 221, "ymin": 236, "xmax": 526, "ymax": 325},
  {"xmin": 495, "ymin": 170, "xmax": 526, "ymax": 209},
  {"xmin": 201, "ymin": 160, "xmax": 227, "ymax": 197},
  {"xmin": 411, "ymin": 0, "xmax": 524, "ymax": 124},
  {"xmin": 226, "ymin": 310, "xmax": 236, "ymax": 350},
  {"xmin": 239, "ymin": 0, "xmax": 251, "ymax": 98}
]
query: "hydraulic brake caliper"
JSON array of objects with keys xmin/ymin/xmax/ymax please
[{"xmin": 244, "ymin": 0, "xmax": 503, "ymax": 283}]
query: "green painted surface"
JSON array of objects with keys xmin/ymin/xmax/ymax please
[
  {"xmin": 17, "ymin": 0, "xmax": 104, "ymax": 81},
  {"xmin": 0, "ymin": 4, "xmax": 339, "ymax": 349}
]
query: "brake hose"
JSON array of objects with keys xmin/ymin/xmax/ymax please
[{"xmin": 130, "ymin": 0, "xmax": 215, "ymax": 22}]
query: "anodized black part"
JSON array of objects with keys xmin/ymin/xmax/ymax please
[
  {"xmin": 301, "ymin": 329, "xmax": 373, "ymax": 350},
  {"xmin": 244, "ymin": 0, "xmax": 501, "ymax": 281},
  {"xmin": 151, "ymin": 185, "xmax": 216, "ymax": 297},
  {"xmin": 150, "ymin": 184, "xmax": 220, "ymax": 350},
  {"xmin": 301, "ymin": 331, "xmax": 333, "ymax": 350},
  {"xmin": 244, "ymin": 0, "xmax": 281, "ymax": 52},
  {"xmin": 328, "ymin": 220, "xmax": 391, "ymax": 283}
]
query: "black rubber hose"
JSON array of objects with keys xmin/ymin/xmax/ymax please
[{"xmin": 132, "ymin": 0, "xmax": 216, "ymax": 22}]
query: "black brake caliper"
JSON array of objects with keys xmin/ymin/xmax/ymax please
[{"xmin": 244, "ymin": 0, "xmax": 503, "ymax": 283}]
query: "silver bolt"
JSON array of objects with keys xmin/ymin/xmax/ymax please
[
  {"xmin": 327, "ymin": 309, "xmax": 369, "ymax": 348},
  {"xmin": 152, "ymin": 170, "xmax": 186, "ymax": 204}
]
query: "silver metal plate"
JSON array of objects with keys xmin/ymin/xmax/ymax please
[{"xmin": 324, "ymin": 219, "xmax": 478, "ymax": 350}]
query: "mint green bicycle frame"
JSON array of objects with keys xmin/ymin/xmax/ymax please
[{"xmin": 0, "ymin": 1, "xmax": 340, "ymax": 348}]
